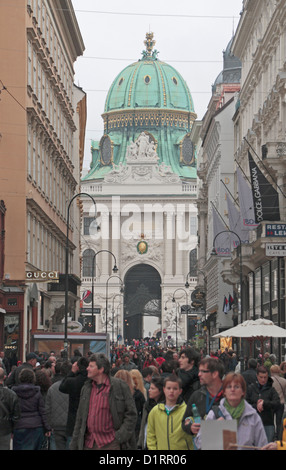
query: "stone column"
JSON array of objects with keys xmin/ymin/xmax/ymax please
[
  {"xmin": 100, "ymin": 212, "xmax": 110, "ymax": 278},
  {"xmin": 175, "ymin": 211, "xmax": 184, "ymax": 280},
  {"xmin": 164, "ymin": 211, "xmax": 174, "ymax": 278}
]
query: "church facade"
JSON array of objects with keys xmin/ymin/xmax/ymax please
[{"xmin": 80, "ymin": 34, "xmax": 200, "ymax": 346}]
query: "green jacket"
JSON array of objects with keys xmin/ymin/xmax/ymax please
[
  {"xmin": 147, "ymin": 399, "xmax": 194, "ymax": 450},
  {"xmin": 70, "ymin": 376, "xmax": 137, "ymax": 450}
]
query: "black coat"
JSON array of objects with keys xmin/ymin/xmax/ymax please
[
  {"xmin": 242, "ymin": 368, "xmax": 257, "ymax": 390},
  {"xmin": 12, "ymin": 383, "xmax": 51, "ymax": 432},
  {"xmin": 59, "ymin": 369, "xmax": 88, "ymax": 436},
  {"xmin": 176, "ymin": 365, "xmax": 200, "ymax": 402},
  {"xmin": 133, "ymin": 388, "xmax": 145, "ymax": 437},
  {"xmin": 182, "ymin": 385, "xmax": 223, "ymax": 434},
  {"xmin": 0, "ymin": 384, "xmax": 21, "ymax": 436},
  {"xmin": 5, "ymin": 362, "xmax": 34, "ymax": 388},
  {"xmin": 246, "ymin": 377, "xmax": 281, "ymax": 426}
]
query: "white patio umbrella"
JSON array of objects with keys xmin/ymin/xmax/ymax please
[
  {"xmin": 213, "ymin": 318, "xmax": 286, "ymax": 358},
  {"xmin": 213, "ymin": 318, "xmax": 286, "ymax": 339}
]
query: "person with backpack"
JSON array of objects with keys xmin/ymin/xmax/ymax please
[
  {"xmin": 194, "ymin": 372, "xmax": 268, "ymax": 450},
  {"xmin": 182, "ymin": 357, "xmax": 225, "ymax": 436}
]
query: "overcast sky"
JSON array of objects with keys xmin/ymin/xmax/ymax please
[{"xmin": 71, "ymin": 0, "xmax": 243, "ymax": 168}]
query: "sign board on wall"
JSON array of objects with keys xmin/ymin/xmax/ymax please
[
  {"xmin": 265, "ymin": 224, "xmax": 286, "ymax": 237},
  {"xmin": 26, "ymin": 271, "xmax": 59, "ymax": 282},
  {"xmin": 266, "ymin": 244, "xmax": 286, "ymax": 257}
]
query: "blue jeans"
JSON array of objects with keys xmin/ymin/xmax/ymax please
[
  {"xmin": 13, "ymin": 427, "xmax": 45, "ymax": 450},
  {"xmin": 50, "ymin": 431, "xmax": 70, "ymax": 450},
  {"xmin": 264, "ymin": 425, "xmax": 275, "ymax": 443}
]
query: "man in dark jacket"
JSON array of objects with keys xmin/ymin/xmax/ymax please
[
  {"xmin": 0, "ymin": 368, "xmax": 20, "ymax": 450},
  {"xmin": 242, "ymin": 358, "xmax": 258, "ymax": 391},
  {"xmin": 177, "ymin": 348, "xmax": 200, "ymax": 402},
  {"xmin": 182, "ymin": 357, "xmax": 225, "ymax": 436},
  {"xmin": 5, "ymin": 352, "xmax": 38, "ymax": 388},
  {"xmin": 246, "ymin": 365, "xmax": 280, "ymax": 442},
  {"xmin": 70, "ymin": 353, "xmax": 137, "ymax": 450},
  {"xmin": 59, "ymin": 356, "xmax": 88, "ymax": 446},
  {"xmin": 46, "ymin": 361, "xmax": 72, "ymax": 450}
]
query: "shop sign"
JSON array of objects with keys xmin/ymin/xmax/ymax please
[
  {"xmin": 26, "ymin": 270, "xmax": 59, "ymax": 282},
  {"xmin": 265, "ymin": 224, "xmax": 286, "ymax": 237},
  {"xmin": 266, "ymin": 243, "xmax": 286, "ymax": 257}
]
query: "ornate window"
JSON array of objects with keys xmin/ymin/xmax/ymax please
[
  {"xmin": 144, "ymin": 75, "xmax": 151, "ymax": 84},
  {"xmin": 180, "ymin": 134, "xmax": 195, "ymax": 165},
  {"xmin": 100, "ymin": 135, "xmax": 113, "ymax": 166},
  {"xmin": 82, "ymin": 249, "xmax": 95, "ymax": 277}
]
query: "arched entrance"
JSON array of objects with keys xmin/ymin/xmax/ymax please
[{"xmin": 124, "ymin": 264, "xmax": 161, "ymax": 341}]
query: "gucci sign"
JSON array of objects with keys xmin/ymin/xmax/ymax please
[{"xmin": 26, "ymin": 270, "xmax": 59, "ymax": 282}]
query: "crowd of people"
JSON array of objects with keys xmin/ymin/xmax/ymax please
[{"xmin": 0, "ymin": 344, "xmax": 286, "ymax": 451}]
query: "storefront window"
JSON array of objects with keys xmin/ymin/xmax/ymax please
[
  {"xmin": 248, "ymin": 272, "xmax": 254, "ymax": 319},
  {"xmin": 254, "ymin": 268, "xmax": 261, "ymax": 316},
  {"xmin": 280, "ymin": 258, "xmax": 285, "ymax": 299},
  {"xmin": 4, "ymin": 314, "xmax": 19, "ymax": 365},
  {"xmin": 262, "ymin": 262, "xmax": 270, "ymax": 305},
  {"xmin": 32, "ymin": 332, "xmax": 109, "ymax": 359},
  {"xmin": 271, "ymin": 259, "xmax": 278, "ymax": 301}
]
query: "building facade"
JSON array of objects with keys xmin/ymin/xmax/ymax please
[
  {"xmin": 0, "ymin": 0, "xmax": 85, "ymax": 361},
  {"xmin": 197, "ymin": 38, "xmax": 242, "ymax": 352},
  {"xmin": 80, "ymin": 33, "xmax": 200, "ymax": 346},
  {"xmin": 230, "ymin": 0, "xmax": 286, "ymax": 360}
]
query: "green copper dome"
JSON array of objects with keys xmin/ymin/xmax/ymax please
[
  {"xmin": 83, "ymin": 33, "xmax": 197, "ymax": 182},
  {"xmin": 104, "ymin": 53, "xmax": 194, "ymax": 113}
]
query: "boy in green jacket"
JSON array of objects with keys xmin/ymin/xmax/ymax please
[{"xmin": 147, "ymin": 375, "xmax": 194, "ymax": 450}]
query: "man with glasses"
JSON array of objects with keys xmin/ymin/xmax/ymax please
[{"xmin": 182, "ymin": 357, "xmax": 225, "ymax": 436}]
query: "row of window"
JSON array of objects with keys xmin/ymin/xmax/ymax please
[
  {"xmin": 27, "ymin": 212, "xmax": 67, "ymax": 272},
  {"xmin": 27, "ymin": 40, "xmax": 74, "ymax": 159},
  {"xmin": 27, "ymin": 121, "xmax": 74, "ymax": 221},
  {"xmin": 248, "ymin": 258, "xmax": 285, "ymax": 315},
  {"xmin": 27, "ymin": 0, "xmax": 74, "ymax": 102},
  {"xmin": 82, "ymin": 247, "xmax": 198, "ymax": 279}
]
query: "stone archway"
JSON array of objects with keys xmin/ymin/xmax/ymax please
[{"xmin": 124, "ymin": 264, "xmax": 161, "ymax": 341}]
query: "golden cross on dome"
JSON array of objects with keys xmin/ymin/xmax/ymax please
[{"xmin": 144, "ymin": 32, "xmax": 156, "ymax": 56}]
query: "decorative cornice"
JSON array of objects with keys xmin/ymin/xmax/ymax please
[{"xmin": 102, "ymin": 108, "xmax": 196, "ymax": 131}]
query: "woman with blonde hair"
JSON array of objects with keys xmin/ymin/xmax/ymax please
[
  {"xmin": 114, "ymin": 369, "xmax": 134, "ymax": 395},
  {"xmin": 130, "ymin": 369, "xmax": 147, "ymax": 400},
  {"xmin": 115, "ymin": 369, "xmax": 145, "ymax": 441}
]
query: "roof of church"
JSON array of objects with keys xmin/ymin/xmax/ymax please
[
  {"xmin": 82, "ymin": 33, "xmax": 197, "ymax": 182},
  {"xmin": 212, "ymin": 37, "xmax": 241, "ymax": 92},
  {"xmin": 104, "ymin": 34, "xmax": 194, "ymax": 113}
]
